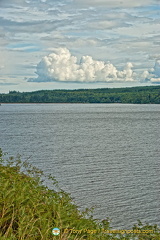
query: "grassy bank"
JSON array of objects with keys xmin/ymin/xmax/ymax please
[{"xmin": 0, "ymin": 149, "xmax": 159, "ymax": 239}]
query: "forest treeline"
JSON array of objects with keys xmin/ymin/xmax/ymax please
[{"xmin": 0, "ymin": 86, "xmax": 160, "ymax": 104}]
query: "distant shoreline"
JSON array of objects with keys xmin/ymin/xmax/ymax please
[
  {"xmin": 0, "ymin": 86, "xmax": 160, "ymax": 104},
  {"xmin": 0, "ymin": 102, "xmax": 159, "ymax": 105}
]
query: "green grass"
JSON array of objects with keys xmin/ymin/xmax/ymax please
[{"xmin": 0, "ymin": 149, "xmax": 159, "ymax": 240}]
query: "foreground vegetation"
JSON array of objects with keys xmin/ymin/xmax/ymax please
[
  {"xmin": 0, "ymin": 149, "xmax": 159, "ymax": 239},
  {"xmin": 0, "ymin": 86, "xmax": 160, "ymax": 104}
]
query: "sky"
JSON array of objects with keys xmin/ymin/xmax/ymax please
[{"xmin": 0, "ymin": 0, "xmax": 160, "ymax": 93}]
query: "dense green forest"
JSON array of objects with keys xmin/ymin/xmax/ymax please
[{"xmin": 0, "ymin": 86, "xmax": 160, "ymax": 104}]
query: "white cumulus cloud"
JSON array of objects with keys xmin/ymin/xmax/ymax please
[
  {"xmin": 142, "ymin": 60, "xmax": 160, "ymax": 83},
  {"xmin": 29, "ymin": 48, "xmax": 135, "ymax": 83}
]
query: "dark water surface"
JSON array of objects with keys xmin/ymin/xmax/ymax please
[{"xmin": 0, "ymin": 103, "xmax": 159, "ymax": 229}]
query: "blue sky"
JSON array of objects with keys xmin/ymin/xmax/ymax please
[{"xmin": 0, "ymin": 0, "xmax": 160, "ymax": 93}]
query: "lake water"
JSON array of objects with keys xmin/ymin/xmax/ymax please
[{"xmin": 0, "ymin": 103, "xmax": 160, "ymax": 229}]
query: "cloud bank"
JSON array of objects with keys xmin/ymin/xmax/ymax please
[
  {"xmin": 73, "ymin": 0, "xmax": 158, "ymax": 8},
  {"xmin": 29, "ymin": 48, "xmax": 136, "ymax": 83}
]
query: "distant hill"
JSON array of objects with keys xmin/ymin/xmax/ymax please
[{"xmin": 0, "ymin": 86, "xmax": 160, "ymax": 104}]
